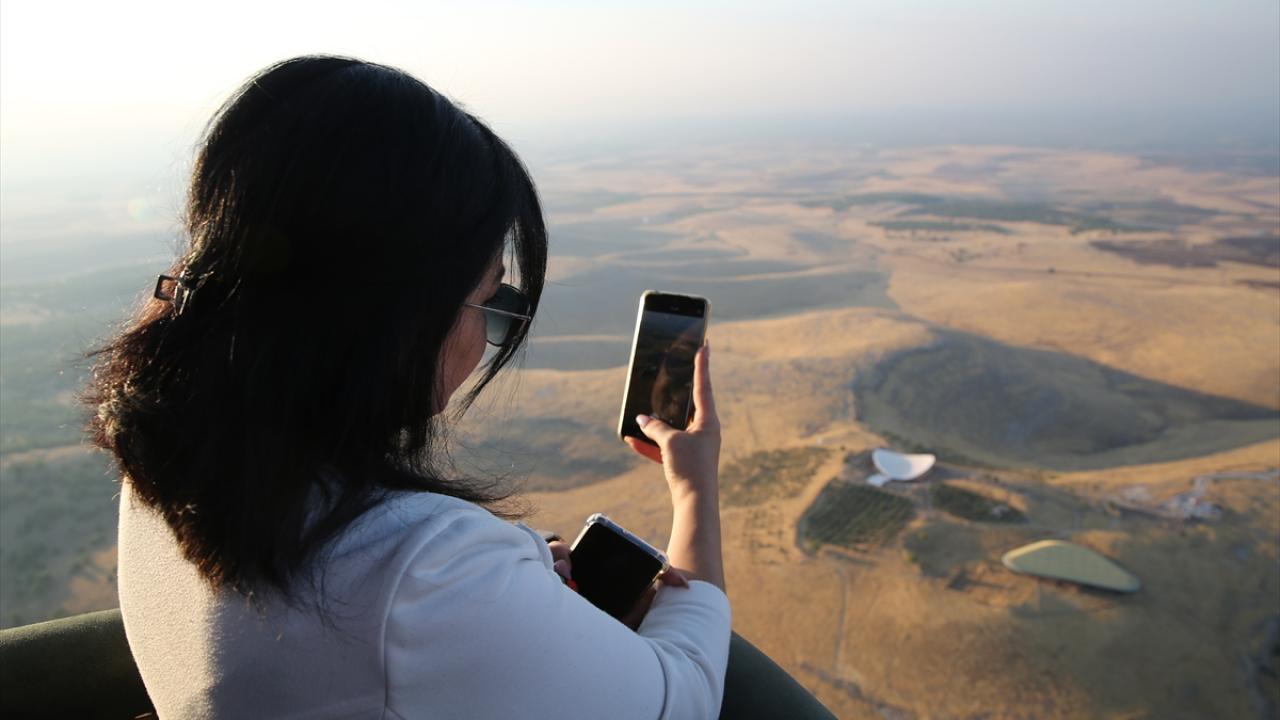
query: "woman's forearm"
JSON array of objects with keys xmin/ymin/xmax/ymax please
[{"xmin": 667, "ymin": 491, "xmax": 725, "ymax": 591}]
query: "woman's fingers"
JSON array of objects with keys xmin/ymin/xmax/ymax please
[
  {"xmin": 547, "ymin": 540, "xmax": 571, "ymax": 564},
  {"xmin": 635, "ymin": 413, "xmax": 677, "ymax": 446},
  {"xmin": 619, "ymin": 583, "xmax": 659, "ymax": 631},
  {"xmin": 659, "ymin": 567, "xmax": 690, "ymax": 588},
  {"xmin": 547, "ymin": 540, "xmax": 572, "ymax": 582},
  {"xmin": 690, "ymin": 342, "xmax": 718, "ymax": 431},
  {"xmin": 620, "ymin": 571, "xmax": 690, "ymax": 630},
  {"xmin": 624, "ymin": 435, "xmax": 664, "ymax": 464}
]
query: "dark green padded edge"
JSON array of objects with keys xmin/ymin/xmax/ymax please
[
  {"xmin": 0, "ymin": 608, "xmax": 153, "ymax": 719},
  {"xmin": 0, "ymin": 611, "xmax": 835, "ymax": 719}
]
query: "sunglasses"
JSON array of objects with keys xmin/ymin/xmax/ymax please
[{"xmin": 464, "ymin": 283, "xmax": 533, "ymax": 347}]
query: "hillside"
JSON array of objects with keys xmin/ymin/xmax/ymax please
[{"xmin": 2, "ymin": 143, "xmax": 1277, "ymax": 717}]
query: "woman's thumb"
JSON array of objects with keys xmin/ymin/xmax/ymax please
[{"xmin": 635, "ymin": 414, "xmax": 674, "ymax": 445}]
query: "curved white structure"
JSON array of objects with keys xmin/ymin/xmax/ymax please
[
  {"xmin": 1002, "ymin": 540, "xmax": 1141, "ymax": 593},
  {"xmin": 866, "ymin": 473, "xmax": 891, "ymax": 488},
  {"xmin": 872, "ymin": 448, "xmax": 936, "ymax": 481}
]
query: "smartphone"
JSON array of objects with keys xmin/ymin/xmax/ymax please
[
  {"xmin": 569, "ymin": 513, "xmax": 668, "ymax": 620},
  {"xmin": 617, "ymin": 290, "xmax": 710, "ymax": 445}
]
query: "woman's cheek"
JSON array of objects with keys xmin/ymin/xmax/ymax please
[
  {"xmin": 436, "ymin": 314, "xmax": 479, "ymax": 405},
  {"xmin": 467, "ymin": 313, "xmax": 488, "ymax": 372}
]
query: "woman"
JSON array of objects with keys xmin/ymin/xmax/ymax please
[{"xmin": 87, "ymin": 56, "xmax": 831, "ymax": 719}]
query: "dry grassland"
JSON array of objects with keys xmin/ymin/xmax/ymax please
[{"xmin": 15, "ymin": 144, "xmax": 1277, "ymax": 717}]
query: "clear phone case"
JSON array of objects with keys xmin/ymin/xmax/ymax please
[{"xmin": 571, "ymin": 513, "xmax": 669, "ymax": 569}]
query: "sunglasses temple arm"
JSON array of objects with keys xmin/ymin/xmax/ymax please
[{"xmin": 465, "ymin": 303, "xmax": 532, "ymax": 321}]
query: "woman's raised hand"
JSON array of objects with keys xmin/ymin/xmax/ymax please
[{"xmin": 624, "ymin": 342, "xmax": 721, "ymax": 506}]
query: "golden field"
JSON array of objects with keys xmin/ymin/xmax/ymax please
[
  {"xmin": 495, "ymin": 145, "xmax": 1279, "ymax": 718},
  {"xmin": 5, "ymin": 143, "xmax": 1278, "ymax": 718}
]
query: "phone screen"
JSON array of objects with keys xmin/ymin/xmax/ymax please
[
  {"xmin": 619, "ymin": 293, "xmax": 707, "ymax": 443},
  {"xmin": 570, "ymin": 521, "xmax": 665, "ymax": 619}
]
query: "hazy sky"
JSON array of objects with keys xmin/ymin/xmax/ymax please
[{"xmin": 2, "ymin": 0, "xmax": 1278, "ymax": 192}]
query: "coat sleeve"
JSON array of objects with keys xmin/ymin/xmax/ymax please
[{"xmin": 382, "ymin": 508, "xmax": 731, "ymax": 719}]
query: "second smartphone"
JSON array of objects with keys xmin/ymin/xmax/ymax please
[
  {"xmin": 617, "ymin": 290, "xmax": 710, "ymax": 446},
  {"xmin": 568, "ymin": 513, "xmax": 668, "ymax": 619}
]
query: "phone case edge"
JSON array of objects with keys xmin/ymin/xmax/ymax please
[
  {"xmin": 569, "ymin": 512, "xmax": 669, "ymax": 569},
  {"xmin": 615, "ymin": 292, "xmax": 654, "ymax": 443}
]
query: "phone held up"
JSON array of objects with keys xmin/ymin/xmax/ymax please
[
  {"xmin": 568, "ymin": 513, "xmax": 668, "ymax": 620},
  {"xmin": 617, "ymin": 290, "xmax": 710, "ymax": 446}
]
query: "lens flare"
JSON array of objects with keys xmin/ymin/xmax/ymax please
[{"xmin": 126, "ymin": 197, "xmax": 151, "ymax": 222}]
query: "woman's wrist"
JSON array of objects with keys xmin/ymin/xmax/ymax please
[
  {"xmin": 667, "ymin": 492, "xmax": 725, "ymax": 590},
  {"xmin": 668, "ymin": 482, "xmax": 719, "ymax": 509}
]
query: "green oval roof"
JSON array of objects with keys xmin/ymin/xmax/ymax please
[{"xmin": 1002, "ymin": 540, "xmax": 1140, "ymax": 593}]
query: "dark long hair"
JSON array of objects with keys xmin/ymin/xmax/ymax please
[{"xmin": 83, "ymin": 56, "xmax": 547, "ymax": 603}]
